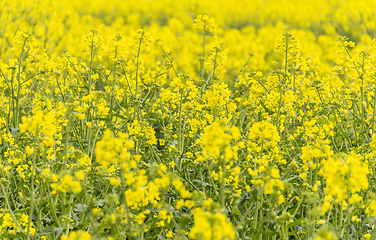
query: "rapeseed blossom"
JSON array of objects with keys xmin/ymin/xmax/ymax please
[{"xmin": 2, "ymin": 0, "xmax": 376, "ymax": 239}]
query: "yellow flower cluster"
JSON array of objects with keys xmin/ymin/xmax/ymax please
[
  {"xmin": 324, "ymin": 154, "xmax": 369, "ymax": 203},
  {"xmin": 19, "ymin": 109, "xmax": 58, "ymax": 147},
  {"xmin": 248, "ymin": 121, "xmax": 280, "ymax": 149},
  {"xmin": 194, "ymin": 14, "xmax": 217, "ymax": 35},
  {"xmin": 200, "ymin": 122, "xmax": 234, "ymax": 160},
  {"xmin": 50, "ymin": 174, "xmax": 82, "ymax": 194},
  {"xmin": 61, "ymin": 231, "xmax": 91, "ymax": 240},
  {"xmin": 3, "ymin": 0, "xmax": 376, "ymax": 239},
  {"xmin": 0, "ymin": 212, "xmax": 35, "ymax": 236},
  {"xmin": 189, "ymin": 208, "xmax": 235, "ymax": 240},
  {"xmin": 95, "ymin": 129, "xmax": 134, "ymax": 168}
]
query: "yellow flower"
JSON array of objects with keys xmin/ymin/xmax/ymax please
[
  {"xmin": 156, "ymin": 220, "xmax": 165, "ymax": 227},
  {"xmin": 109, "ymin": 177, "xmax": 121, "ymax": 186},
  {"xmin": 364, "ymin": 233, "xmax": 372, "ymax": 240},
  {"xmin": 166, "ymin": 230, "xmax": 174, "ymax": 238},
  {"xmin": 93, "ymin": 208, "xmax": 101, "ymax": 216},
  {"xmin": 169, "ymin": 161, "xmax": 176, "ymax": 168},
  {"xmin": 75, "ymin": 170, "xmax": 85, "ymax": 181},
  {"xmin": 278, "ymin": 195, "xmax": 285, "ymax": 204},
  {"xmin": 25, "ymin": 146, "xmax": 34, "ymax": 155},
  {"xmin": 194, "ymin": 14, "xmax": 217, "ymax": 35},
  {"xmin": 271, "ymin": 168, "xmax": 280, "ymax": 178}
]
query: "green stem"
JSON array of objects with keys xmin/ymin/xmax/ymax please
[
  {"xmin": 26, "ymin": 130, "xmax": 38, "ymax": 240},
  {"xmin": 134, "ymin": 31, "xmax": 144, "ymax": 121},
  {"xmin": 178, "ymin": 91, "xmax": 184, "ymax": 157},
  {"xmin": 284, "ymin": 36, "xmax": 289, "ymax": 75},
  {"xmin": 220, "ymin": 159, "xmax": 225, "ymax": 208},
  {"xmin": 201, "ymin": 26, "xmax": 206, "ymax": 81},
  {"xmin": 15, "ymin": 40, "xmax": 26, "ymax": 127},
  {"xmin": 0, "ymin": 180, "xmax": 24, "ymax": 232},
  {"xmin": 88, "ymin": 30, "xmax": 95, "ymax": 93}
]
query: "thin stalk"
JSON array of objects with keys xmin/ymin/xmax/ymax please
[
  {"xmin": 26, "ymin": 134, "xmax": 37, "ymax": 240},
  {"xmin": 372, "ymin": 86, "xmax": 376, "ymax": 133},
  {"xmin": 88, "ymin": 31, "xmax": 95, "ymax": 93},
  {"xmin": 201, "ymin": 25, "xmax": 206, "ymax": 81},
  {"xmin": 0, "ymin": 180, "xmax": 24, "ymax": 232},
  {"xmin": 202, "ymin": 48, "xmax": 218, "ymax": 91},
  {"xmin": 134, "ymin": 31, "xmax": 144, "ymax": 120},
  {"xmin": 220, "ymin": 159, "xmax": 225, "ymax": 208},
  {"xmin": 284, "ymin": 36, "xmax": 289, "ymax": 75},
  {"xmin": 178, "ymin": 91, "xmax": 184, "ymax": 157},
  {"xmin": 159, "ymin": 45, "xmax": 178, "ymax": 77},
  {"xmin": 15, "ymin": 40, "xmax": 26, "ymax": 127}
]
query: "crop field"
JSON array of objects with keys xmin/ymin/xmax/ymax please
[{"xmin": 2, "ymin": 0, "xmax": 376, "ymax": 239}]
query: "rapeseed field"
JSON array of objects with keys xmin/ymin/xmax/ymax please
[{"xmin": 1, "ymin": 0, "xmax": 376, "ymax": 239}]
